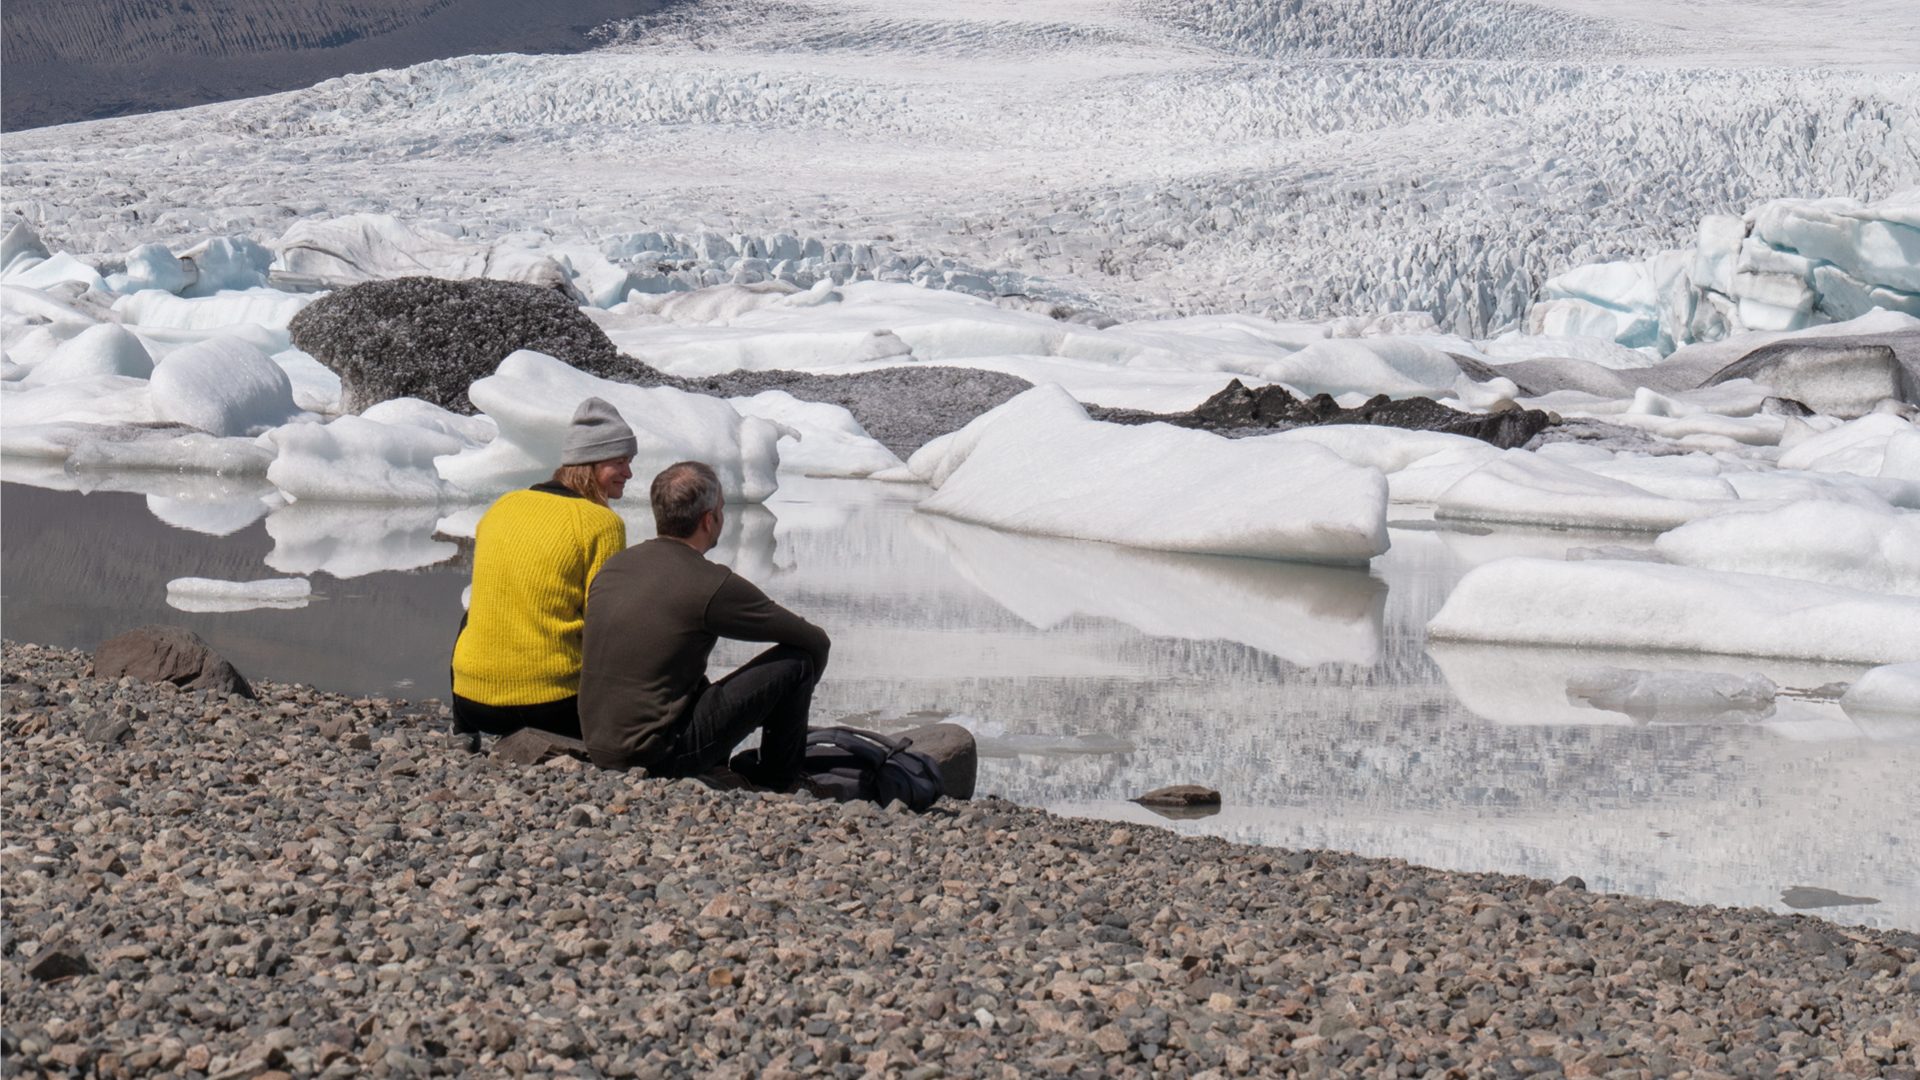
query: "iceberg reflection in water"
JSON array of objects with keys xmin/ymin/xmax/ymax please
[{"xmin": 2, "ymin": 472, "xmax": 1914, "ymax": 929}]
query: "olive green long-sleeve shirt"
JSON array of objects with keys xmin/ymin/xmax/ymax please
[{"xmin": 579, "ymin": 537, "xmax": 830, "ymax": 770}]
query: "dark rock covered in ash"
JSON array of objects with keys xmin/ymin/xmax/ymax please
[
  {"xmin": 1098, "ymin": 379, "xmax": 1552, "ymax": 449},
  {"xmin": 1133, "ymin": 784, "xmax": 1222, "ymax": 808},
  {"xmin": 91, "ymin": 625, "xmax": 251, "ymax": 698},
  {"xmin": 288, "ymin": 276, "xmax": 637, "ymax": 413}
]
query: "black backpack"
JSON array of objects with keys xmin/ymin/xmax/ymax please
[{"xmin": 735, "ymin": 726, "xmax": 946, "ymax": 811}]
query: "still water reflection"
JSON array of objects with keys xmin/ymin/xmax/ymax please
[{"xmin": 3, "ymin": 470, "xmax": 1915, "ymax": 930}]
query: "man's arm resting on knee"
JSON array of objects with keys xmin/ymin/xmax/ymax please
[{"xmin": 702, "ymin": 572, "xmax": 831, "ymax": 674}]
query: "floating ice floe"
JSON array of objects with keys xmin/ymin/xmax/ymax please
[
  {"xmin": 266, "ymin": 416, "xmax": 465, "ymax": 503},
  {"xmin": 166, "ymin": 576, "xmax": 311, "ymax": 613},
  {"xmin": 434, "ymin": 349, "xmax": 783, "ymax": 503},
  {"xmin": 1434, "ymin": 453, "xmax": 1723, "ymax": 531},
  {"xmin": 1655, "ymin": 502, "xmax": 1920, "ymax": 597},
  {"xmin": 1428, "ymin": 557, "xmax": 1920, "ymax": 664},
  {"xmin": 1841, "ymin": 663, "xmax": 1920, "ymax": 719},
  {"xmin": 914, "ymin": 386, "xmax": 1389, "ymax": 563}
]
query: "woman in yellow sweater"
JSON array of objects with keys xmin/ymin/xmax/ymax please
[{"xmin": 452, "ymin": 397, "xmax": 635, "ymax": 739}]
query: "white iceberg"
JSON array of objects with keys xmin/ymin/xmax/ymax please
[
  {"xmin": 726, "ymin": 390, "xmax": 903, "ymax": 478},
  {"xmin": 1429, "ymin": 557, "xmax": 1920, "ymax": 664},
  {"xmin": 267, "ymin": 415, "xmax": 464, "ymax": 503},
  {"xmin": 148, "ymin": 336, "xmax": 303, "ymax": 437},
  {"xmin": 1655, "ymin": 502, "xmax": 1920, "ymax": 597},
  {"xmin": 915, "ymin": 386, "xmax": 1388, "ymax": 563},
  {"xmin": 20, "ymin": 323, "xmax": 153, "ymax": 385},
  {"xmin": 434, "ymin": 349, "xmax": 782, "ymax": 503},
  {"xmin": 1841, "ymin": 662, "xmax": 1920, "ymax": 719},
  {"xmin": 1434, "ymin": 453, "xmax": 1719, "ymax": 532}
]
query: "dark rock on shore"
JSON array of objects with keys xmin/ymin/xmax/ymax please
[
  {"xmin": 288, "ymin": 277, "xmax": 641, "ymax": 413},
  {"xmin": 899, "ymin": 721, "xmax": 979, "ymax": 800},
  {"xmin": 6, "ymin": 639, "xmax": 1918, "ymax": 1078},
  {"xmin": 1097, "ymin": 379, "xmax": 1554, "ymax": 449},
  {"xmin": 91, "ymin": 624, "xmax": 251, "ymax": 698}
]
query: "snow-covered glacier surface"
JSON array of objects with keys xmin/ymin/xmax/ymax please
[{"xmin": 5, "ymin": 0, "xmax": 1918, "ymax": 331}]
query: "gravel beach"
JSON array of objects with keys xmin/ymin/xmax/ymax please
[{"xmin": 4, "ymin": 640, "xmax": 1917, "ymax": 1079}]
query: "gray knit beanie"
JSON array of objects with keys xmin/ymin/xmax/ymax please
[{"xmin": 560, "ymin": 397, "xmax": 638, "ymax": 465}]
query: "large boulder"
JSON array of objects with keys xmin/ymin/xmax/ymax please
[
  {"xmin": 1702, "ymin": 333, "xmax": 1919, "ymax": 417},
  {"xmin": 287, "ymin": 276, "xmax": 638, "ymax": 413},
  {"xmin": 92, "ymin": 625, "xmax": 252, "ymax": 698}
]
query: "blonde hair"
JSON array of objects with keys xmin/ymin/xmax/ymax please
[{"xmin": 550, "ymin": 463, "xmax": 609, "ymax": 507}]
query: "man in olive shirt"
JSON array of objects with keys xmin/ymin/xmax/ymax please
[{"xmin": 579, "ymin": 461, "xmax": 830, "ymax": 785}]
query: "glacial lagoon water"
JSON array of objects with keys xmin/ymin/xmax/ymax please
[{"xmin": 3, "ymin": 470, "xmax": 1916, "ymax": 930}]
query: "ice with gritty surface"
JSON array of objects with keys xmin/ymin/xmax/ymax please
[
  {"xmin": 1434, "ymin": 453, "xmax": 1721, "ymax": 532},
  {"xmin": 8, "ymin": 0, "xmax": 1914, "ymax": 339},
  {"xmin": 436, "ymin": 349, "xmax": 782, "ymax": 503},
  {"xmin": 148, "ymin": 337, "xmax": 302, "ymax": 438},
  {"xmin": 916, "ymin": 386, "xmax": 1389, "ymax": 563},
  {"xmin": 1654, "ymin": 502, "xmax": 1920, "ymax": 597},
  {"xmin": 1251, "ymin": 337, "xmax": 1461, "ymax": 399},
  {"xmin": 1428, "ymin": 557, "xmax": 1920, "ymax": 664},
  {"xmin": 266, "ymin": 415, "xmax": 464, "ymax": 503},
  {"xmin": 165, "ymin": 576, "xmax": 311, "ymax": 613},
  {"xmin": 273, "ymin": 214, "xmax": 573, "ymax": 292},
  {"xmin": 909, "ymin": 512, "xmax": 1383, "ymax": 667},
  {"xmin": 359, "ymin": 398, "xmax": 497, "ymax": 448},
  {"xmin": 20, "ymin": 324, "xmax": 153, "ymax": 385},
  {"xmin": 725, "ymin": 391, "xmax": 902, "ymax": 478},
  {"xmin": 264, "ymin": 502, "xmax": 458, "ymax": 579},
  {"xmin": 1777, "ymin": 413, "xmax": 1918, "ymax": 476},
  {"xmin": 270, "ymin": 348, "xmax": 344, "ymax": 414},
  {"xmin": 1842, "ymin": 663, "xmax": 1920, "ymax": 719}
]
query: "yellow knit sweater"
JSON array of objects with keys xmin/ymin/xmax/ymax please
[{"xmin": 452, "ymin": 487, "xmax": 627, "ymax": 706}]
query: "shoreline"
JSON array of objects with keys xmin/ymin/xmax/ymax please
[{"xmin": 4, "ymin": 639, "xmax": 1917, "ymax": 1077}]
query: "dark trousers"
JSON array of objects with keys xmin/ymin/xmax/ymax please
[
  {"xmin": 452, "ymin": 694, "xmax": 581, "ymax": 740},
  {"xmin": 657, "ymin": 645, "xmax": 817, "ymax": 785}
]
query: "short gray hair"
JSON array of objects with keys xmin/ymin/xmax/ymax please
[{"xmin": 650, "ymin": 461, "xmax": 722, "ymax": 538}]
